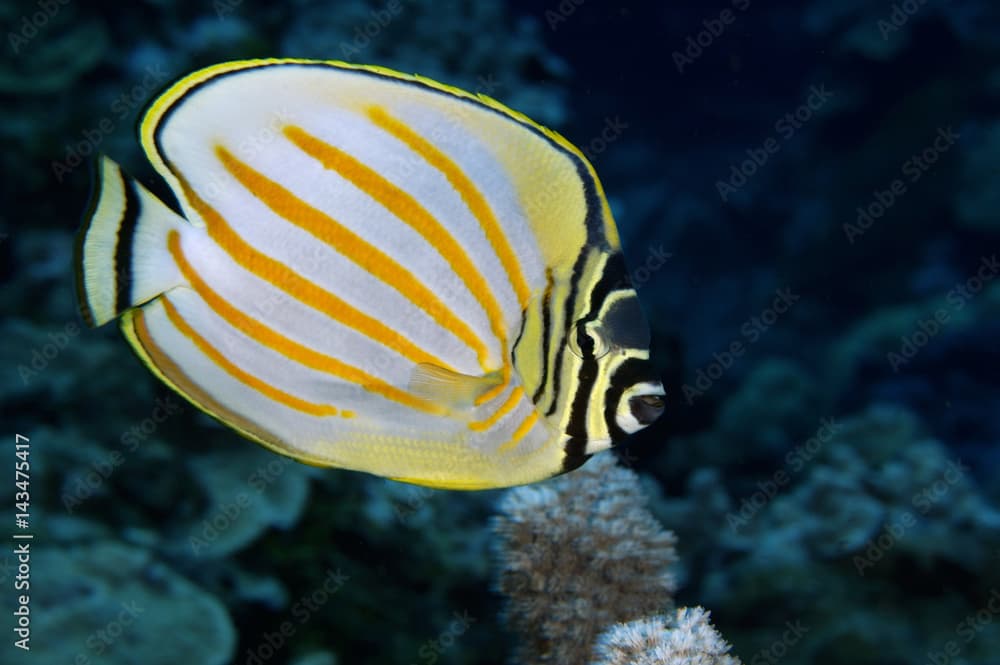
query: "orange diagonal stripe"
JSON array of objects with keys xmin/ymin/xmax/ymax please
[
  {"xmin": 167, "ymin": 231, "xmax": 441, "ymax": 415},
  {"xmin": 365, "ymin": 105, "xmax": 531, "ymax": 310},
  {"xmin": 214, "ymin": 144, "xmax": 490, "ymax": 370},
  {"xmin": 284, "ymin": 124, "xmax": 508, "ymax": 354},
  {"xmin": 160, "ymin": 294, "xmax": 338, "ymax": 417},
  {"xmin": 469, "ymin": 385, "xmax": 524, "ymax": 432},
  {"xmin": 475, "ymin": 356, "xmax": 511, "ymax": 405},
  {"xmin": 173, "ymin": 172, "xmax": 454, "ymax": 371},
  {"xmin": 498, "ymin": 409, "xmax": 540, "ymax": 453}
]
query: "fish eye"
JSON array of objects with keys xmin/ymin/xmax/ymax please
[
  {"xmin": 568, "ymin": 321, "xmax": 610, "ymax": 359},
  {"xmin": 628, "ymin": 391, "xmax": 665, "ymax": 426},
  {"xmin": 638, "ymin": 394, "xmax": 663, "ymax": 409}
]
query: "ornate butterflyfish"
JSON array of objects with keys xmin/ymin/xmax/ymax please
[{"xmin": 74, "ymin": 59, "xmax": 665, "ymax": 489}]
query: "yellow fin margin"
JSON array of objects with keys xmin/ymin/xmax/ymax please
[{"xmin": 138, "ymin": 58, "xmax": 620, "ymax": 249}]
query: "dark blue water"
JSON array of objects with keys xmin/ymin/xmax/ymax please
[{"xmin": 2, "ymin": 1, "xmax": 998, "ymax": 664}]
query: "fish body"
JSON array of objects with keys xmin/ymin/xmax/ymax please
[{"xmin": 75, "ymin": 59, "xmax": 664, "ymax": 489}]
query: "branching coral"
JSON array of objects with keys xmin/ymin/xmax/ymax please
[
  {"xmin": 593, "ymin": 607, "xmax": 742, "ymax": 665},
  {"xmin": 494, "ymin": 453, "xmax": 740, "ymax": 664}
]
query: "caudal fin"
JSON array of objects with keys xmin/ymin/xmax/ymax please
[{"xmin": 75, "ymin": 156, "xmax": 187, "ymax": 327}]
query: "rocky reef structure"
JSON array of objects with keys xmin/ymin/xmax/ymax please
[
  {"xmin": 676, "ymin": 406, "xmax": 1000, "ymax": 665},
  {"xmin": 3, "ymin": 541, "xmax": 236, "ymax": 664}
]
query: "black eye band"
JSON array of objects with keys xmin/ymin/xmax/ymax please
[
  {"xmin": 575, "ymin": 322, "xmax": 594, "ymax": 355},
  {"xmin": 603, "ymin": 358, "xmax": 664, "ymax": 442}
]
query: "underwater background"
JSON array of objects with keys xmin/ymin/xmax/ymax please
[{"xmin": 2, "ymin": 0, "xmax": 1000, "ymax": 663}]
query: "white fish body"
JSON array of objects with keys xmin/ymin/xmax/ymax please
[{"xmin": 75, "ymin": 60, "xmax": 665, "ymax": 489}]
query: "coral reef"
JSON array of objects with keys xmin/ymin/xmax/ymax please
[
  {"xmin": 827, "ymin": 281, "xmax": 1000, "ymax": 463},
  {"xmin": 663, "ymin": 359, "xmax": 824, "ymax": 471},
  {"xmin": 2, "ymin": 1, "xmax": 998, "ymax": 663},
  {"xmin": 1, "ymin": 3, "xmax": 579, "ymax": 661},
  {"xmin": 4, "ymin": 541, "xmax": 236, "ymax": 664},
  {"xmin": 173, "ymin": 448, "xmax": 313, "ymax": 559},
  {"xmin": 494, "ymin": 453, "xmax": 678, "ymax": 663},
  {"xmin": 494, "ymin": 453, "xmax": 740, "ymax": 664},
  {"xmin": 593, "ymin": 607, "xmax": 741, "ymax": 665},
  {"xmin": 699, "ymin": 406, "xmax": 1000, "ymax": 665},
  {"xmin": 0, "ymin": 5, "xmax": 108, "ymax": 94}
]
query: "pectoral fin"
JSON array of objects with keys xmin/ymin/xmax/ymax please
[{"xmin": 408, "ymin": 363, "xmax": 504, "ymax": 411}]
